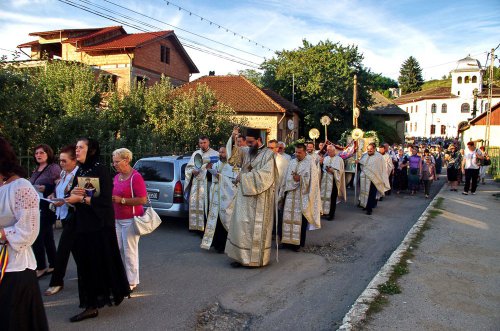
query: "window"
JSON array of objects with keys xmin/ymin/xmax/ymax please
[
  {"xmin": 465, "ymin": 76, "xmax": 470, "ymax": 83},
  {"xmin": 160, "ymin": 45, "xmax": 170, "ymax": 64},
  {"xmin": 411, "ymin": 106, "xmax": 413, "ymax": 113},
  {"xmin": 134, "ymin": 160, "xmax": 174, "ymax": 182},
  {"xmin": 472, "ymin": 76, "xmax": 477, "ymax": 83},
  {"xmin": 441, "ymin": 103, "xmax": 447, "ymax": 113},
  {"xmin": 98, "ymin": 74, "xmax": 117, "ymax": 92},
  {"xmin": 484, "ymin": 103, "xmax": 489, "ymax": 111},
  {"xmin": 405, "ymin": 123, "xmax": 408, "ymax": 132},
  {"xmin": 441, "ymin": 125, "xmax": 446, "ymax": 135},
  {"xmin": 406, "ymin": 107, "xmax": 408, "ymax": 112},
  {"xmin": 457, "ymin": 76, "xmax": 462, "ymax": 84},
  {"xmin": 458, "ymin": 91, "xmax": 460, "ymax": 96},
  {"xmin": 431, "ymin": 103, "xmax": 437, "ymax": 113},
  {"xmin": 135, "ymin": 75, "xmax": 149, "ymax": 86},
  {"xmin": 415, "ymin": 122, "xmax": 417, "ymax": 131},
  {"xmin": 416, "ymin": 105, "xmax": 418, "ymax": 112},
  {"xmin": 410, "ymin": 123, "xmax": 413, "ymax": 132},
  {"xmin": 430, "ymin": 125, "xmax": 436, "ymax": 135},
  {"xmin": 461, "ymin": 103, "xmax": 470, "ymax": 113}
]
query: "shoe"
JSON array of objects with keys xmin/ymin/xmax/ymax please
[
  {"xmin": 230, "ymin": 261, "xmax": 242, "ymax": 268},
  {"xmin": 379, "ymin": 197, "xmax": 384, "ymax": 201},
  {"xmin": 36, "ymin": 268, "xmax": 48, "ymax": 278},
  {"xmin": 129, "ymin": 284, "xmax": 137, "ymax": 292},
  {"xmin": 462, "ymin": 192, "xmax": 468, "ymax": 195},
  {"xmin": 471, "ymin": 192, "xmax": 476, "ymax": 195},
  {"xmin": 291, "ymin": 246, "xmax": 301, "ymax": 252},
  {"xmin": 70, "ymin": 308, "xmax": 98, "ymax": 322},
  {"xmin": 44, "ymin": 286, "xmax": 63, "ymax": 296},
  {"xmin": 366, "ymin": 210, "xmax": 372, "ymax": 215},
  {"xmin": 425, "ymin": 195, "xmax": 429, "ymax": 199},
  {"xmin": 362, "ymin": 208, "xmax": 367, "ymax": 211},
  {"xmin": 46, "ymin": 267, "xmax": 54, "ymax": 274},
  {"xmin": 327, "ymin": 216, "xmax": 335, "ymax": 221}
]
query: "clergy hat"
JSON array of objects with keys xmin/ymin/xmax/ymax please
[{"xmin": 246, "ymin": 128, "xmax": 261, "ymax": 139}]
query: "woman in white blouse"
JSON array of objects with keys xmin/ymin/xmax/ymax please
[{"xmin": 0, "ymin": 137, "xmax": 49, "ymax": 331}]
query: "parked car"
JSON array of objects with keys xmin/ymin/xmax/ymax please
[{"xmin": 133, "ymin": 155, "xmax": 190, "ymax": 219}]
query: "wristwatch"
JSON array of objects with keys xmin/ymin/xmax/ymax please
[{"xmin": 121, "ymin": 198, "xmax": 126, "ymax": 205}]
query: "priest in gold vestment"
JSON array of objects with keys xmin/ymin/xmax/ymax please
[
  {"xmin": 225, "ymin": 128, "xmax": 283, "ymax": 267},
  {"xmin": 320, "ymin": 145, "xmax": 346, "ymax": 220},
  {"xmin": 278, "ymin": 143, "xmax": 321, "ymax": 250},
  {"xmin": 358, "ymin": 143, "xmax": 390, "ymax": 215},
  {"xmin": 184, "ymin": 136, "xmax": 219, "ymax": 232}
]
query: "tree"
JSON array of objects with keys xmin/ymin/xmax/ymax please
[
  {"xmin": 237, "ymin": 69, "xmax": 263, "ymax": 87},
  {"xmin": 368, "ymin": 73, "xmax": 398, "ymax": 91},
  {"xmin": 398, "ymin": 56, "xmax": 424, "ymax": 94},
  {"xmin": 261, "ymin": 39, "xmax": 372, "ymax": 141}
]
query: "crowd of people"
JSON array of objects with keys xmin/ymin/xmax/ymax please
[{"xmin": 0, "ymin": 130, "xmax": 492, "ymax": 330}]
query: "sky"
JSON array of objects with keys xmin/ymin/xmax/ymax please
[{"xmin": 1, "ymin": 0, "xmax": 499, "ymax": 81}]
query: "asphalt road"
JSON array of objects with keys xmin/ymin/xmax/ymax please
[{"xmin": 40, "ymin": 178, "xmax": 444, "ymax": 331}]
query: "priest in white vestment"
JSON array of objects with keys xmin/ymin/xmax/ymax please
[
  {"xmin": 225, "ymin": 128, "xmax": 283, "ymax": 267},
  {"xmin": 378, "ymin": 145, "xmax": 394, "ymax": 200},
  {"xmin": 184, "ymin": 136, "xmax": 219, "ymax": 232},
  {"xmin": 320, "ymin": 145, "xmax": 346, "ymax": 220},
  {"xmin": 201, "ymin": 146, "xmax": 237, "ymax": 252},
  {"xmin": 278, "ymin": 143, "xmax": 321, "ymax": 250},
  {"xmin": 358, "ymin": 143, "xmax": 390, "ymax": 215}
]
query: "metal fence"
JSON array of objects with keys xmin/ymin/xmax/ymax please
[{"xmin": 487, "ymin": 146, "xmax": 499, "ymax": 178}]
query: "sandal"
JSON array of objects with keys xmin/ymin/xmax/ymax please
[
  {"xmin": 36, "ymin": 268, "xmax": 48, "ymax": 278},
  {"xmin": 45, "ymin": 286, "xmax": 63, "ymax": 296}
]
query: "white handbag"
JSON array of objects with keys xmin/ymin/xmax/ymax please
[{"xmin": 129, "ymin": 174, "xmax": 162, "ymax": 235}]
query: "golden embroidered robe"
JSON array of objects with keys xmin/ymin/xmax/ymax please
[
  {"xmin": 225, "ymin": 146, "xmax": 278, "ymax": 267},
  {"xmin": 201, "ymin": 161, "xmax": 237, "ymax": 250},
  {"xmin": 358, "ymin": 152, "xmax": 390, "ymax": 208},
  {"xmin": 279, "ymin": 155, "xmax": 321, "ymax": 246},
  {"xmin": 320, "ymin": 155, "xmax": 346, "ymax": 215},
  {"xmin": 184, "ymin": 148, "xmax": 219, "ymax": 231}
]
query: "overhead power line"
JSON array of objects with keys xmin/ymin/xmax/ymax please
[
  {"xmin": 56, "ymin": 0, "xmax": 261, "ymax": 69},
  {"xmin": 78, "ymin": 0, "xmax": 261, "ymax": 67},
  {"xmin": 160, "ymin": 0, "xmax": 274, "ymax": 52},
  {"xmin": 102, "ymin": 0, "xmax": 266, "ymax": 59}
]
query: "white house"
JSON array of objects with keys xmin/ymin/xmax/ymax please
[{"xmin": 394, "ymin": 56, "xmax": 500, "ymax": 138}]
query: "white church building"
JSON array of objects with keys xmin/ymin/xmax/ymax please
[{"xmin": 394, "ymin": 56, "xmax": 500, "ymax": 138}]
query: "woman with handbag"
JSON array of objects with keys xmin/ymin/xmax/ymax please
[
  {"xmin": 65, "ymin": 138, "xmax": 130, "ymax": 322},
  {"xmin": 111, "ymin": 148, "xmax": 147, "ymax": 292},
  {"xmin": 44, "ymin": 145, "xmax": 79, "ymax": 296},
  {"xmin": 30, "ymin": 144, "xmax": 61, "ymax": 278},
  {"xmin": 0, "ymin": 137, "xmax": 49, "ymax": 331}
]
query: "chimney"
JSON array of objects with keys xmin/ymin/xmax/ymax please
[{"xmin": 209, "ymin": 71, "xmax": 215, "ymax": 76}]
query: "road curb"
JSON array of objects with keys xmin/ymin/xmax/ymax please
[{"xmin": 337, "ymin": 183, "xmax": 447, "ymax": 331}]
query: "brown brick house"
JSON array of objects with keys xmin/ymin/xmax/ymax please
[
  {"xmin": 179, "ymin": 75, "xmax": 301, "ymax": 142},
  {"xmin": 17, "ymin": 26, "xmax": 199, "ymax": 90}
]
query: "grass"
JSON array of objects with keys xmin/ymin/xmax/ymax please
[
  {"xmin": 365, "ymin": 197, "xmax": 446, "ymax": 320},
  {"xmin": 421, "ymin": 79, "xmax": 451, "ymax": 90}
]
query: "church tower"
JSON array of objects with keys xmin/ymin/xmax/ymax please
[{"xmin": 450, "ymin": 56, "xmax": 484, "ymax": 97}]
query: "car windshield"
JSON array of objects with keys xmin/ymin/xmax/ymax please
[{"xmin": 134, "ymin": 160, "xmax": 174, "ymax": 182}]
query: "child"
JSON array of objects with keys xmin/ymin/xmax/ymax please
[{"xmin": 421, "ymin": 156, "xmax": 436, "ymax": 198}]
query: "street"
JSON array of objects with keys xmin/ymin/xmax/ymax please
[{"xmin": 40, "ymin": 179, "xmax": 444, "ymax": 331}]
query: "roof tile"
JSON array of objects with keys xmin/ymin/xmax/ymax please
[{"xmin": 77, "ymin": 30, "xmax": 172, "ymax": 51}]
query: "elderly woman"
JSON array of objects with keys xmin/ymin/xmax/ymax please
[
  {"xmin": 393, "ymin": 148, "xmax": 409, "ymax": 194},
  {"xmin": 30, "ymin": 144, "xmax": 61, "ymax": 278},
  {"xmin": 421, "ymin": 156, "xmax": 436, "ymax": 198},
  {"xmin": 111, "ymin": 148, "xmax": 147, "ymax": 292},
  {"xmin": 445, "ymin": 144, "xmax": 461, "ymax": 191},
  {"xmin": 65, "ymin": 138, "xmax": 129, "ymax": 322},
  {"xmin": 0, "ymin": 137, "xmax": 49, "ymax": 330},
  {"xmin": 44, "ymin": 145, "xmax": 79, "ymax": 296}
]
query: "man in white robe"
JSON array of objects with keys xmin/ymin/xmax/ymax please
[
  {"xmin": 225, "ymin": 128, "xmax": 285, "ymax": 267},
  {"xmin": 279, "ymin": 143, "xmax": 321, "ymax": 250},
  {"xmin": 320, "ymin": 145, "xmax": 346, "ymax": 220},
  {"xmin": 201, "ymin": 146, "xmax": 237, "ymax": 253},
  {"xmin": 184, "ymin": 136, "xmax": 219, "ymax": 232},
  {"xmin": 378, "ymin": 144, "xmax": 394, "ymax": 199},
  {"xmin": 278, "ymin": 142, "xmax": 291, "ymax": 161},
  {"xmin": 358, "ymin": 143, "xmax": 390, "ymax": 215},
  {"xmin": 306, "ymin": 142, "xmax": 321, "ymax": 168}
]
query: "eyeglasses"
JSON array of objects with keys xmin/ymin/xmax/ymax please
[{"xmin": 111, "ymin": 159, "xmax": 126, "ymax": 166}]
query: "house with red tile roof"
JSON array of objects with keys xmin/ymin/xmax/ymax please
[
  {"xmin": 17, "ymin": 26, "xmax": 199, "ymax": 90},
  {"xmin": 179, "ymin": 75, "xmax": 301, "ymax": 142},
  {"xmin": 394, "ymin": 56, "xmax": 500, "ymax": 138}
]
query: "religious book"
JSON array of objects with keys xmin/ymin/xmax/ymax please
[{"xmin": 77, "ymin": 177, "xmax": 100, "ymax": 198}]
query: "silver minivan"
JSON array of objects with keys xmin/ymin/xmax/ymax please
[{"xmin": 133, "ymin": 155, "xmax": 190, "ymax": 219}]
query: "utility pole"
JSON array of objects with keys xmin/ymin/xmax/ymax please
[
  {"xmin": 292, "ymin": 73, "xmax": 295, "ymax": 104},
  {"xmin": 353, "ymin": 74, "xmax": 358, "ymax": 128},
  {"xmin": 485, "ymin": 48, "xmax": 494, "ymax": 150}
]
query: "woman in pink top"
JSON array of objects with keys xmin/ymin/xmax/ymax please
[{"xmin": 111, "ymin": 148, "xmax": 147, "ymax": 292}]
